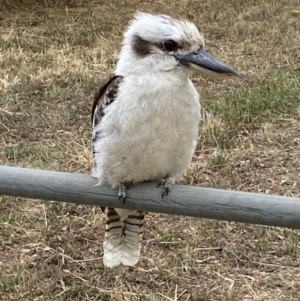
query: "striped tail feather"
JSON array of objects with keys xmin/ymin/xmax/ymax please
[{"xmin": 103, "ymin": 208, "xmax": 144, "ymax": 268}]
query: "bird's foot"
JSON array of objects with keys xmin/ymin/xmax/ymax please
[
  {"xmin": 118, "ymin": 184, "xmax": 127, "ymax": 204},
  {"xmin": 157, "ymin": 177, "xmax": 175, "ymax": 198}
]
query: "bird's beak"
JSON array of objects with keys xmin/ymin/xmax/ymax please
[{"xmin": 175, "ymin": 48, "xmax": 243, "ymax": 80}]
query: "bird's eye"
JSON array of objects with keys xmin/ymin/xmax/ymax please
[{"xmin": 163, "ymin": 39, "xmax": 178, "ymax": 52}]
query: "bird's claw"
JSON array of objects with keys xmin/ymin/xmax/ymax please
[
  {"xmin": 157, "ymin": 177, "xmax": 173, "ymax": 199},
  {"xmin": 118, "ymin": 184, "xmax": 127, "ymax": 204},
  {"xmin": 162, "ymin": 186, "xmax": 169, "ymax": 198}
]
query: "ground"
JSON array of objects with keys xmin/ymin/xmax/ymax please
[{"xmin": 0, "ymin": 0, "xmax": 300, "ymax": 300}]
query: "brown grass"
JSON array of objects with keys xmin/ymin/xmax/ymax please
[{"xmin": 1, "ymin": 0, "xmax": 300, "ymax": 300}]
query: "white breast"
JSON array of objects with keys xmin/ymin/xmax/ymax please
[{"xmin": 93, "ymin": 72, "xmax": 201, "ymax": 188}]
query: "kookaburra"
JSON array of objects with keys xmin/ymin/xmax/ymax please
[{"xmin": 91, "ymin": 12, "xmax": 242, "ymax": 268}]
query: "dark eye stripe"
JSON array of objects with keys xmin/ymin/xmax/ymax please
[{"xmin": 132, "ymin": 35, "xmax": 151, "ymax": 57}]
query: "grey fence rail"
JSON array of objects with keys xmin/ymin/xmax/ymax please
[{"xmin": 1, "ymin": 165, "xmax": 300, "ymax": 229}]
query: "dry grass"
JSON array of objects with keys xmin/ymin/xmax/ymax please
[{"xmin": 1, "ymin": 0, "xmax": 300, "ymax": 300}]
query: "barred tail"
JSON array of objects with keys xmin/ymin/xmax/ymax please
[{"xmin": 103, "ymin": 208, "xmax": 144, "ymax": 268}]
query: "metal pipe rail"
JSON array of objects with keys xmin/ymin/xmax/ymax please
[{"xmin": 1, "ymin": 165, "xmax": 300, "ymax": 229}]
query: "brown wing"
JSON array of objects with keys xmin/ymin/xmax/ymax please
[
  {"xmin": 91, "ymin": 75, "xmax": 123, "ymax": 213},
  {"xmin": 91, "ymin": 74, "xmax": 123, "ymax": 133}
]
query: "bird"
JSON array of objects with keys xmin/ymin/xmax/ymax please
[{"xmin": 91, "ymin": 12, "xmax": 242, "ymax": 268}]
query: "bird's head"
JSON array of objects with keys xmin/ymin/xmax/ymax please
[{"xmin": 117, "ymin": 12, "xmax": 242, "ymax": 79}]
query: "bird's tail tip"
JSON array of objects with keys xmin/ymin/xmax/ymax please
[{"xmin": 103, "ymin": 250, "xmax": 140, "ymax": 268}]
